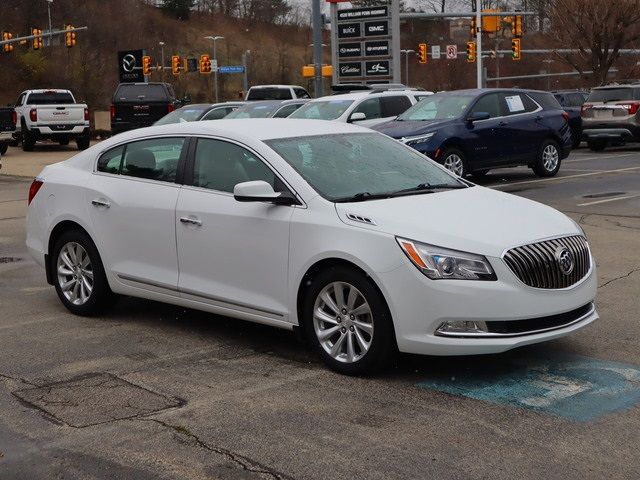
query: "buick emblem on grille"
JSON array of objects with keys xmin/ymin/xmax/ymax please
[{"xmin": 555, "ymin": 246, "xmax": 575, "ymax": 275}]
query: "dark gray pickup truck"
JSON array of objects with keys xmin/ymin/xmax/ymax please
[{"xmin": 0, "ymin": 106, "xmax": 17, "ymax": 155}]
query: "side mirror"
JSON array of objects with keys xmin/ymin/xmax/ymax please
[
  {"xmin": 233, "ymin": 180, "xmax": 298, "ymax": 206},
  {"xmin": 349, "ymin": 112, "xmax": 367, "ymax": 122},
  {"xmin": 466, "ymin": 111, "xmax": 490, "ymax": 122}
]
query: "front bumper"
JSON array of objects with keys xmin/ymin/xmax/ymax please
[{"xmin": 376, "ymin": 255, "xmax": 598, "ymax": 356}]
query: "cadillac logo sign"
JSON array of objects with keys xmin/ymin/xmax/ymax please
[
  {"xmin": 339, "ymin": 62, "xmax": 362, "ymax": 77},
  {"xmin": 555, "ymin": 246, "xmax": 575, "ymax": 276}
]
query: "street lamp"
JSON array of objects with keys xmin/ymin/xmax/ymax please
[
  {"xmin": 204, "ymin": 35, "xmax": 224, "ymax": 102},
  {"xmin": 241, "ymin": 49, "xmax": 251, "ymax": 96},
  {"xmin": 158, "ymin": 41, "xmax": 165, "ymax": 82},
  {"xmin": 400, "ymin": 49, "xmax": 415, "ymax": 86}
]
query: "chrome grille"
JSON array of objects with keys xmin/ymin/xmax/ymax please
[{"xmin": 503, "ymin": 235, "xmax": 591, "ymax": 289}]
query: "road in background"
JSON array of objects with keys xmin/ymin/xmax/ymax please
[{"xmin": 0, "ymin": 147, "xmax": 639, "ymax": 479}]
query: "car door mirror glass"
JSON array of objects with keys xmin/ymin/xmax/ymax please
[
  {"xmin": 233, "ymin": 181, "xmax": 297, "ymax": 205},
  {"xmin": 349, "ymin": 112, "xmax": 367, "ymax": 122},
  {"xmin": 467, "ymin": 111, "xmax": 490, "ymax": 122}
]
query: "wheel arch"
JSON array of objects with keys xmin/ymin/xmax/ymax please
[
  {"xmin": 295, "ymin": 257, "xmax": 396, "ymax": 344},
  {"xmin": 46, "ymin": 220, "xmax": 93, "ymax": 285}
]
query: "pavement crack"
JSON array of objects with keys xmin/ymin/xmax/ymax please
[
  {"xmin": 138, "ymin": 418, "xmax": 294, "ymax": 480},
  {"xmin": 598, "ymin": 268, "xmax": 640, "ymax": 289},
  {"xmin": 0, "ymin": 372, "xmax": 37, "ymax": 387}
]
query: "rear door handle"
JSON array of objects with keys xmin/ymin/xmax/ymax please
[
  {"xmin": 179, "ymin": 216, "xmax": 202, "ymax": 226},
  {"xmin": 91, "ymin": 199, "xmax": 110, "ymax": 208}
]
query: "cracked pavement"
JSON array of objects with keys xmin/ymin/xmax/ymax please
[{"xmin": 1, "ymin": 147, "xmax": 640, "ymax": 479}]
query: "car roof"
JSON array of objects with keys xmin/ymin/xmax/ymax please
[
  {"xmin": 248, "ymin": 85, "xmax": 305, "ymax": 89},
  {"xmin": 178, "ymin": 102, "xmax": 245, "ymax": 109},
  {"xmin": 239, "ymin": 99, "xmax": 308, "ymax": 106},
  {"xmin": 103, "ymin": 119, "xmax": 371, "ymax": 144},
  {"xmin": 310, "ymin": 90, "xmax": 421, "ymax": 102},
  {"xmin": 25, "ymin": 89, "xmax": 72, "ymax": 94}
]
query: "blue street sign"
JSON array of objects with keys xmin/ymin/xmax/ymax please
[{"xmin": 218, "ymin": 65, "xmax": 245, "ymax": 74}]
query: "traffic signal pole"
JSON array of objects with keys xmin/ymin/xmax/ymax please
[
  {"xmin": 312, "ymin": 0, "xmax": 323, "ymax": 97},
  {"xmin": 475, "ymin": 2, "xmax": 482, "ymax": 88},
  {"xmin": 0, "ymin": 26, "xmax": 87, "ymax": 47}
]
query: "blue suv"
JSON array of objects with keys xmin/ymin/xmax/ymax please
[{"xmin": 373, "ymin": 89, "xmax": 572, "ymax": 178}]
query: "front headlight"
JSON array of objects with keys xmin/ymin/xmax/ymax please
[
  {"xmin": 396, "ymin": 237, "xmax": 497, "ymax": 281},
  {"xmin": 402, "ymin": 132, "xmax": 435, "ymax": 146}
]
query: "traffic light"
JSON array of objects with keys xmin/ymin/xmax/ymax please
[
  {"xmin": 64, "ymin": 25, "xmax": 76, "ymax": 48},
  {"xmin": 470, "ymin": 17, "xmax": 477, "ymax": 37},
  {"xmin": 199, "ymin": 54, "xmax": 212, "ymax": 74},
  {"xmin": 417, "ymin": 43, "xmax": 427, "ymax": 64},
  {"xmin": 466, "ymin": 41, "xmax": 476, "ymax": 63},
  {"xmin": 512, "ymin": 15, "xmax": 523, "ymax": 38},
  {"xmin": 2, "ymin": 32, "xmax": 13, "ymax": 53},
  {"xmin": 142, "ymin": 55, "xmax": 152, "ymax": 75},
  {"xmin": 511, "ymin": 38, "xmax": 522, "ymax": 61},
  {"xmin": 171, "ymin": 55, "xmax": 181, "ymax": 75},
  {"xmin": 31, "ymin": 28, "xmax": 43, "ymax": 50}
]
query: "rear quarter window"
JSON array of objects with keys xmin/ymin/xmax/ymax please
[{"xmin": 527, "ymin": 92, "xmax": 562, "ymax": 110}]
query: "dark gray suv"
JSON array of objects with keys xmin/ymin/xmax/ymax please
[{"xmin": 581, "ymin": 84, "xmax": 640, "ymax": 151}]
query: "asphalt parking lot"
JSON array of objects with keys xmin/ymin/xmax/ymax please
[{"xmin": 1, "ymin": 144, "xmax": 639, "ymax": 479}]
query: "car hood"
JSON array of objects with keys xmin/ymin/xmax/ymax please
[
  {"xmin": 372, "ymin": 119, "xmax": 457, "ymax": 139},
  {"xmin": 334, "ymin": 186, "xmax": 579, "ymax": 257}
]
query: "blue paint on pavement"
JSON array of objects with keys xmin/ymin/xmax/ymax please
[{"xmin": 416, "ymin": 354, "xmax": 640, "ymax": 422}]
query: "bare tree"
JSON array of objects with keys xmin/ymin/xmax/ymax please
[{"xmin": 551, "ymin": 0, "xmax": 640, "ymax": 85}]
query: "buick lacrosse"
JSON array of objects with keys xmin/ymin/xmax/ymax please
[{"xmin": 26, "ymin": 119, "xmax": 597, "ymax": 374}]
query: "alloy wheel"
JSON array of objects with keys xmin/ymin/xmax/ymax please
[
  {"xmin": 542, "ymin": 144, "xmax": 559, "ymax": 172},
  {"xmin": 443, "ymin": 154, "xmax": 464, "ymax": 176},
  {"xmin": 313, "ymin": 281, "xmax": 374, "ymax": 363},
  {"xmin": 57, "ymin": 242, "xmax": 94, "ymax": 305}
]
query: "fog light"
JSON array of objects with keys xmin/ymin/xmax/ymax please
[{"xmin": 436, "ymin": 320, "xmax": 489, "ymax": 335}]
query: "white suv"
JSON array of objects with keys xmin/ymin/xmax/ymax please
[
  {"xmin": 289, "ymin": 90, "xmax": 433, "ymax": 128},
  {"xmin": 245, "ymin": 85, "xmax": 311, "ymax": 101}
]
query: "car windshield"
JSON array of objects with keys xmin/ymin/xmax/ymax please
[
  {"xmin": 225, "ymin": 103, "xmax": 280, "ymax": 118},
  {"xmin": 289, "ymin": 100, "xmax": 355, "ymax": 120},
  {"xmin": 587, "ymin": 88, "xmax": 638, "ymax": 102},
  {"xmin": 397, "ymin": 94, "xmax": 475, "ymax": 121},
  {"xmin": 266, "ymin": 133, "xmax": 464, "ymax": 202},
  {"xmin": 154, "ymin": 107, "xmax": 208, "ymax": 125}
]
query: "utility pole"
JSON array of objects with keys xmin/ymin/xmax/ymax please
[
  {"xmin": 242, "ymin": 50, "xmax": 250, "ymax": 94},
  {"xmin": 312, "ymin": 0, "xmax": 323, "ymax": 97},
  {"xmin": 204, "ymin": 35, "xmax": 224, "ymax": 102},
  {"xmin": 159, "ymin": 41, "xmax": 165, "ymax": 82},
  {"xmin": 46, "ymin": 0, "xmax": 53, "ymax": 47},
  {"xmin": 475, "ymin": 0, "xmax": 482, "ymax": 88},
  {"xmin": 400, "ymin": 49, "xmax": 415, "ymax": 86}
]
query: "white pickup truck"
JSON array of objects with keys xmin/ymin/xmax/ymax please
[{"xmin": 14, "ymin": 89, "xmax": 90, "ymax": 151}]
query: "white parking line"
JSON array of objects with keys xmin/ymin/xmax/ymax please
[
  {"xmin": 490, "ymin": 166, "xmax": 640, "ymax": 189},
  {"xmin": 577, "ymin": 194, "xmax": 640, "ymax": 207},
  {"xmin": 565, "ymin": 152, "xmax": 638, "ymax": 163}
]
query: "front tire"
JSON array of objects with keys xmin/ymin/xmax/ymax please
[
  {"xmin": 76, "ymin": 136, "xmax": 90, "ymax": 150},
  {"xmin": 52, "ymin": 229, "xmax": 114, "ymax": 316},
  {"xmin": 302, "ymin": 266, "xmax": 395, "ymax": 375},
  {"xmin": 440, "ymin": 148, "xmax": 468, "ymax": 177},
  {"xmin": 532, "ymin": 139, "xmax": 561, "ymax": 177}
]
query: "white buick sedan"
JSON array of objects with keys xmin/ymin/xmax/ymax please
[{"xmin": 26, "ymin": 119, "xmax": 597, "ymax": 374}]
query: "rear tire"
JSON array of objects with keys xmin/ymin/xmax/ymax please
[
  {"xmin": 532, "ymin": 139, "xmax": 561, "ymax": 177},
  {"xmin": 51, "ymin": 229, "xmax": 115, "ymax": 316},
  {"xmin": 302, "ymin": 266, "xmax": 395, "ymax": 375},
  {"xmin": 440, "ymin": 148, "xmax": 468, "ymax": 177},
  {"xmin": 76, "ymin": 136, "xmax": 90, "ymax": 150},
  {"xmin": 58, "ymin": 138, "xmax": 70, "ymax": 146},
  {"xmin": 0, "ymin": 143, "xmax": 7, "ymax": 155},
  {"xmin": 587, "ymin": 139, "xmax": 606, "ymax": 152},
  {"xmin": 22, "ymin": 129, "xmax": 35, "ymax": 152}
]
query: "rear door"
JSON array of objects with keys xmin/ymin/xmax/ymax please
[
  {"xmin": 498, "ymin": 92, "xmax": 543, "ymax": 163},
  {"xmin": 175, "ymin": 137, "xmax": 294, "ymax": 319},
  {"xmin": 86, "ymin": 136, "xmax": 187, "ymax": 293}
]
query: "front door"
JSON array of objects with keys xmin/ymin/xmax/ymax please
[
  {"xmin": 176, "ymin": 137, "xmax": 294, "ymax": 321},
  {"xmin": 462, "ymin": 92, "xmax": 505, "ymax": 167}
]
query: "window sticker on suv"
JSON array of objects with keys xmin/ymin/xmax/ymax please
[{"xmin": 505, "ymin": 95, "xmax": 525, "ymax": 113}]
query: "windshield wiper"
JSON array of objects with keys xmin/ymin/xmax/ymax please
[
  {"xmin": 333, "ymin": 192, "xmax": 391, "ymax": 203},
  {"xmin": 390, "ymin": 183, "xmax": 468, "ymax": 197}
]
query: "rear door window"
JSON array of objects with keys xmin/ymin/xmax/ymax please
[
  {"xmin": 120, "ymin": 137, "xmax": 185, "ymax": 182},
  {"xmin": 293, "ymin": 88, "xmax": 311, "ymax": 99},
  {"xmin": 380, "ymin": 95, "xmax": 412, "ymax": 117},
  {"xmin": 501, "ymin": 93, "xmax": 539, "ymax": 115},
  {"xmin": 97, "ymin": 145, "xmax": 125, "ymax": 174}
]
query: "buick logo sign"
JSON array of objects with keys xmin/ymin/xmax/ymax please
[
  {"xmin": 122, "ymin": 54, "xmax": 137, "ymax": 73},
  {"xmin": 555, "ymin": 246, "xmax": 575, "ymax": 276}
]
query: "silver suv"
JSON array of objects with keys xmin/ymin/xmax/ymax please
[{"xmin": 581, "ymin": 84, "xmax": 640, "ymax": 151}]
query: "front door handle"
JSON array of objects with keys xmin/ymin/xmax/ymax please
[
  {"xmin": 180, "ymin": 216, "xmax": 202, "ymax": 226},
  {"xmin": 91, "ymin": 199, "xmax": 110, "ymax": 208}
]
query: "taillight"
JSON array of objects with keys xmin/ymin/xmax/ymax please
[
  {"xmin": 28, "ymin": 179, "xmax": 43, "ymax": 205},
  {"xmin": 621, "ymin": 102, "xmax": 640, "ymax": 115},
  {"xmin": 562, "ymin": 111, "xmax": 570, "ymax": 123},
  {"xmin": 29, "ymin": 108, "xmax": 37, "ymax": 122},
  {"xmin": 167, "ymin": 104, "xmax": 175, "ymax": 113},
  {"xmin": 11, "ymin": 110, "xmax": 17, "ymax": 126},
  {"xmin": 84, "ymin": 108, "xmax": 90, "ymax": 121},
  {"xmin": 110, "ymin": 104, "xmax": 116, "ymax": 119}
]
